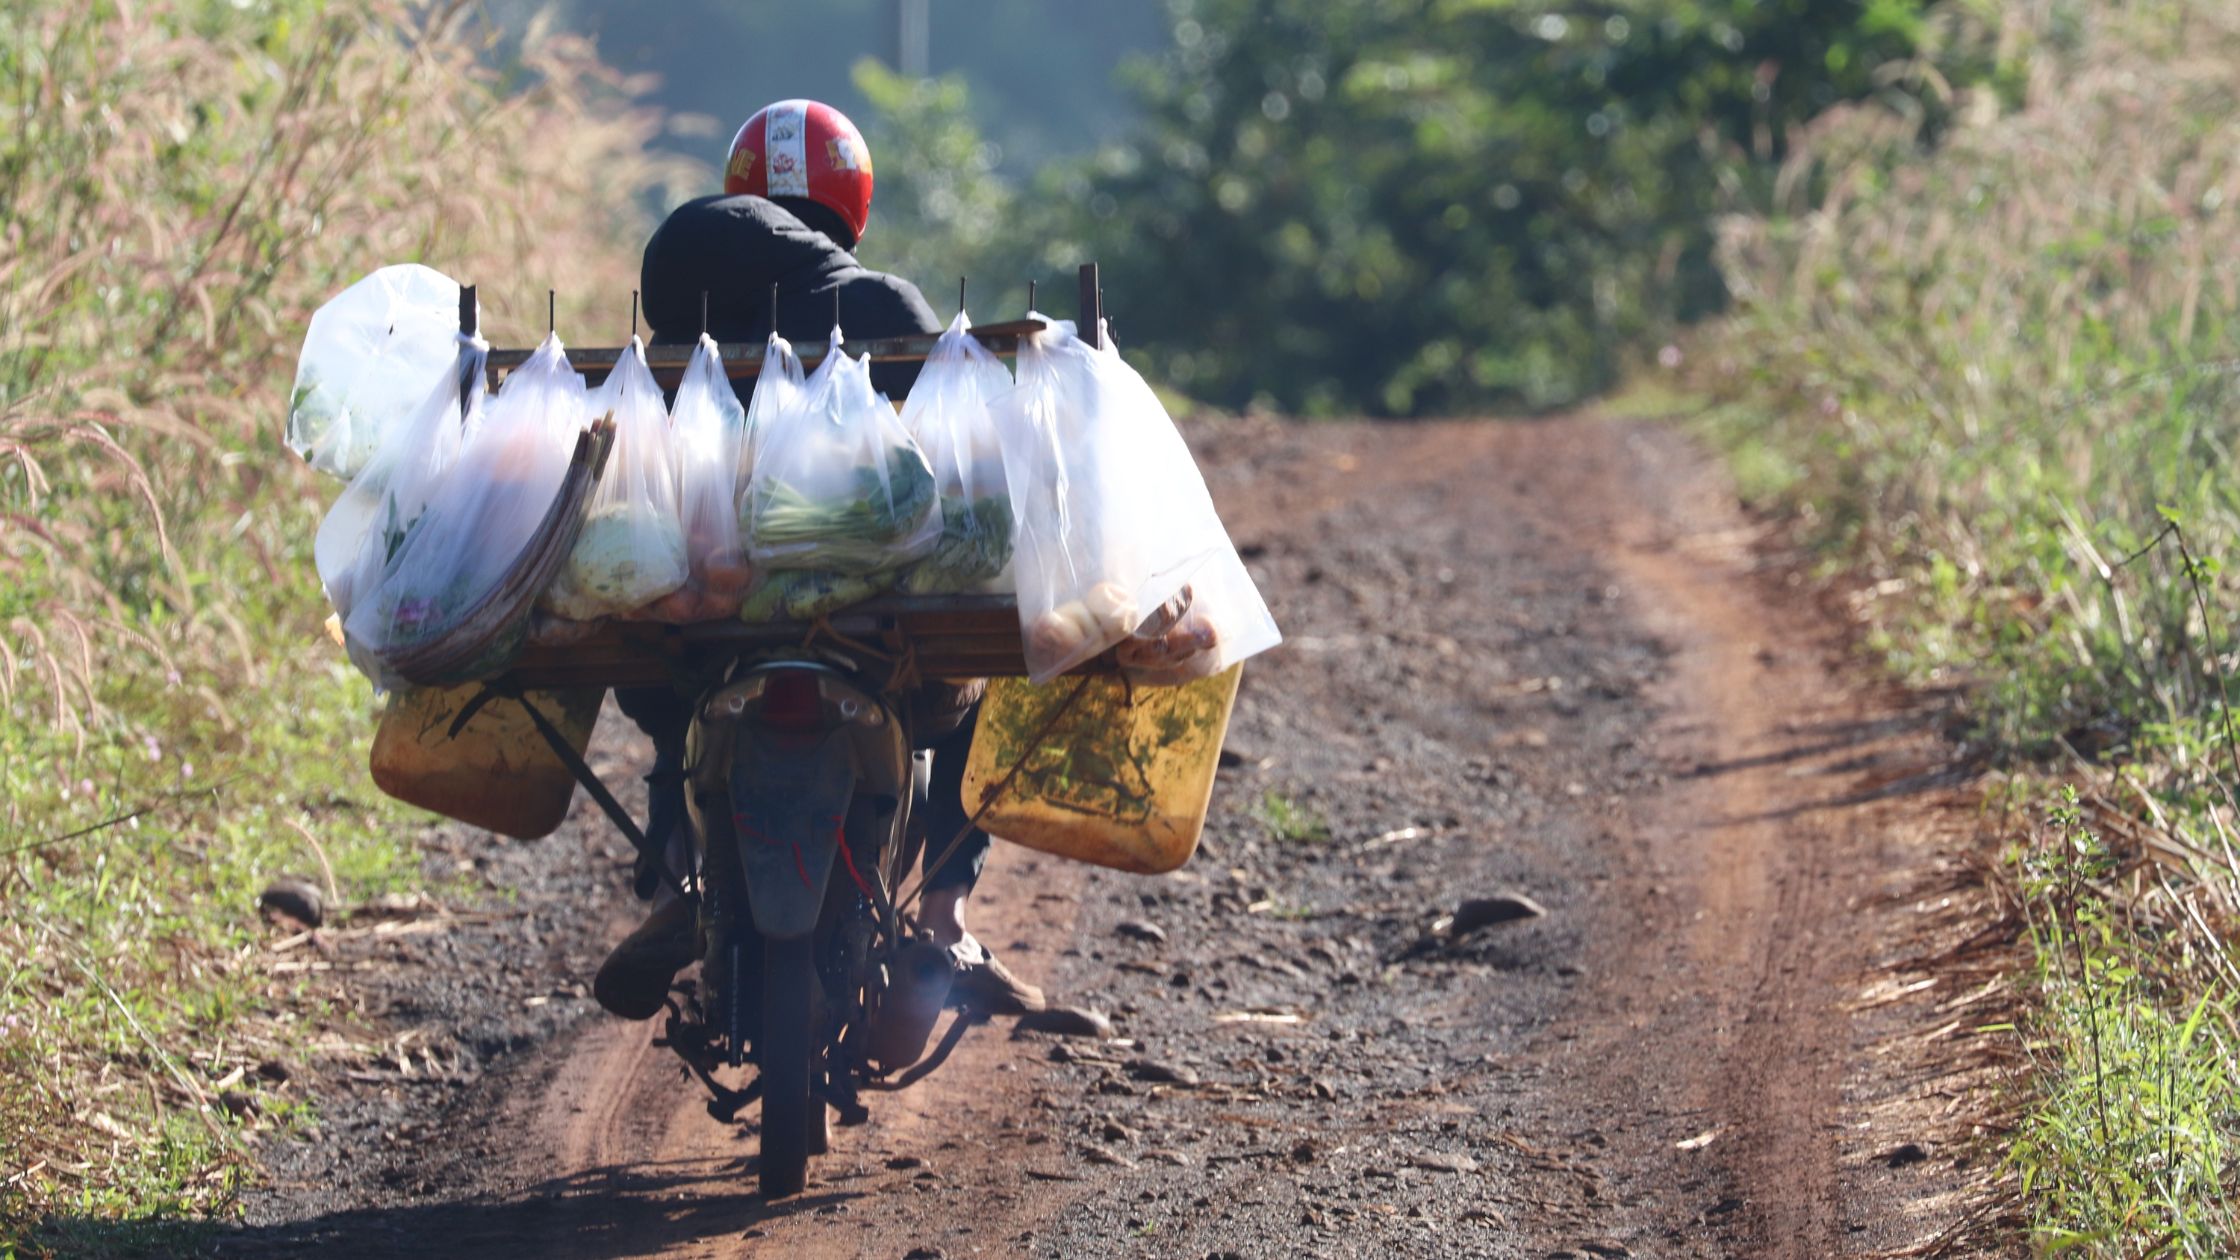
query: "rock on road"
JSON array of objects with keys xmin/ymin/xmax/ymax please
[{"xmin": 224, "ymin": 415, "xmax": 1998, "ymax": 1259}]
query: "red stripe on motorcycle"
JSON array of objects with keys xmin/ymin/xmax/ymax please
[{"xmin": 832, "ymin": 813, "xmax": 875, "ymax": 901}]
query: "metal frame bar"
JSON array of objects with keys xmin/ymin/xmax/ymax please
[
  {"xmin": 470, "ymin": 260, "xmax": 1108, "ymax": 389},
  {"xmin": 498, "ymin": 594, "xmax": 1075, "ymax": 688}
]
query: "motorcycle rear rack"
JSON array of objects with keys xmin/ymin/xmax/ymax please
[
  {"xmin": 471, "ymin": 261, "xmax": 1108, "ymax": 391},
  {"xmin": 494, "ymin": 593, "xmax": 1111, "ymax": 690}
]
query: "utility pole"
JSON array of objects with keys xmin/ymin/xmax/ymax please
[{"xmin": 895, "ymin": 0, "xmax": 930, "ymax": 77}]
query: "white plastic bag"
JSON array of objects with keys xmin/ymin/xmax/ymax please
[
  {"xmin": 740, "ymin": 330, "xmax": 940, "ymax": 619},
  {"xmin": 646, "ymin": 334, "xmax": 754, "ymax": 623},
  {"xmin": 289, "ymin": 264, "xmax": 462, "ymax": 480},
  {"xmin": 899, "ymin": 311, "xmax": 1016, "ymax": 595},
  {"xmin": 742, "ymin": 330, "xmax": 805, "ymax": 490},
  {"xmin": 996, "ymin": 317, "xmax": 1280, "ymax": 683},
  {"xmin": 732, "ymin": 331, "xmax": 803, "ymax": 564},
  {"xmin": 345, "ymin": 332, "xmax": 585, "ymax": 682},
  {"xmin": 541, "ymin": 338, "xmax": 688, "ymax": 621},
  {"xmin": 314, "ymin": 332, "xmax": 487, "ymax": 622}
]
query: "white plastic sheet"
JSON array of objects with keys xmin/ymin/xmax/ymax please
[
  {"xmin": 288, "ymin": 265, "xmax": 462, "ymax": 480},
  {"xmin": 345, "ymin": 332, "xmax": 585, "ymax": 682},
  {"xmin": 314, "ymin": 332, "xmax": 487, "ymax": 623}
]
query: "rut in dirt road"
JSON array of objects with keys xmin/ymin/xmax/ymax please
[{"xmin": 224, "ymin": 415, "xmax": 1995, "ymax": 1260}]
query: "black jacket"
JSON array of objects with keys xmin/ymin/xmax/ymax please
[{"xmin": 640, "ymin": 195, "xmax": 942, "ymax": 397}]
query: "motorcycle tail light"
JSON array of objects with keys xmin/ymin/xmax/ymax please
[{"xmin": 757, "ymin": 670, "xmax": 825, "ymax": 732}]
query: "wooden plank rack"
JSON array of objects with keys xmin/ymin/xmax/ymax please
[{"xmin": 499, "ymin": 594, "xmax": 1062, "ymax": 690}]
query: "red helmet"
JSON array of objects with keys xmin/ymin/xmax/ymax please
[{"xmin": 724, "ymin": 100, "xmax": 876, "ymax": 243}]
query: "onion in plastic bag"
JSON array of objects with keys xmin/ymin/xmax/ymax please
[{"xmin": 541, "ymin": 337, "xmax": 688, "ymax": 621}]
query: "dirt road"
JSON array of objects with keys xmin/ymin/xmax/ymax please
[{"xmin": 223, "ymin": 415, "xmax": 2005, "ymax": 1258}]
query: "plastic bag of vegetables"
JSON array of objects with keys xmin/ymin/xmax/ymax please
[
  {"xmin": 646, "ymin": 334, "xmax": 753, "ymax": 622},
  {"xmin": 538, "ymin": 337, "xmax": 688, "ymax": 621},
  {"xmin": 742, "ymin": 328, "xmax": 939, "ymax": 611},
  {"xmin": 315, "ymin": 331, "xmax": 488, "ymax": 623},
  {"xmin": 899, "ymin": 311, "xmax": 1016, "ymax": 595},
  {"xmin": 732, "ymin": 329, "xmax": 802, "ymax": 557},
  {"xmin": 994, "ymin": 316, "xmax": 1279, "ymax": 684},
  {"xmin": 288, "ymin": 264, "xmax": 463, "ymax": 480},
  {"xmin": 345, "ymin": 332, "xmax": 586, "ymax": 685}
]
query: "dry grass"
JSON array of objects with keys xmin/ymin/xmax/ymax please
[
  {"xmin": 0, "ymin": 0, "xmax": 692, "ymax": 1243},
  {"xmin": 1700, "ymin": 1, "xmax": 2240, "ymax": 1250}
]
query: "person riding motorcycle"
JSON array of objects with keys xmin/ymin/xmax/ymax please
[{"xmin": 592, "ymin": 99, "xmax": 1043, "ymax": 1022}]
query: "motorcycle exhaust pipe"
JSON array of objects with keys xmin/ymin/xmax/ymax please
[{"xmin": 866, "ymin": 941, "xmax": 956, "ymax": 1072}]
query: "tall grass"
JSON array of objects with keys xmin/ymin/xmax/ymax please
[
  {"xmin": 1700, "ymin": 0, "xmax": 2240, "ymax": 1249},
  {"xmin": 0, "ymin": 0, "xmax": 686, "ymax": 1240},
  {"xmin": 2009, "ymin": 790, "xmax": 2240, "ymax": 1253}
]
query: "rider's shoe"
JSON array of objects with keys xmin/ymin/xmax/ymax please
[
  {"xmin": 946, "ymin": 932, "xmax": 1046, "ymax": 1015},
  {"xmin": 593, "ymin": 896, "xmax": 699, "ymax": 1021}
]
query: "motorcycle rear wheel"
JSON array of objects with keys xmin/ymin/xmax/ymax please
[{"xmin": 758, "ymin": 934, "xmax": 814, "ymax": 1198}]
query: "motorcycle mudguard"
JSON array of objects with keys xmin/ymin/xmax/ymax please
[{"xmin": 729, "ymin": 729, "xmax": 858, "ymax": 941}]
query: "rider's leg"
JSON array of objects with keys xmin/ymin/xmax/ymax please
[
  {"xmin": 919, "ymin": 707, "xmax": 1043, "ymax": 1014},
  {"xmin": 614, "ymin": 685, "xmax": 692, "ymax": 897},
  {"xmin": 917, "ymin": 708, "xmax": 991, "ymax": 949},
  {"xmin": 593, "ymin": 686, "xmax": 700, "ymax": 1021}
]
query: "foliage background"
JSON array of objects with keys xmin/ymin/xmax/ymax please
[
  {"xmin": 495, "ymin": 0, "xmax": 1952, "ymax": 416},
  {"xmin": 845, "ymin": 0, "xmax": 1950, "ymax": 415}
]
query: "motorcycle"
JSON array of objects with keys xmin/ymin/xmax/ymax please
[
  {"xmin": 439, "ymin": 274, "xmax": 1134, "ymax": 1198},
  {"xmin": 477, "ymin": 590, "xmax": 1061, "ymax": 1200},
  {"xmin": 662, "ymin": 646, "xmax": 960, "ymax": 1199}
]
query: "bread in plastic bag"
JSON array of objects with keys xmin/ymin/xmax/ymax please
[
  {"xmin": 289, "ymin": 265, "xmax": 462, "ymax": 480},
  {"xmin": 740, "ymin": 329, "xmax": 939, "ymax": 619},
  {"xmin": 644, "ymin": 334, "xmax": 753, "ymax": 623},
  {"xmin": 345, "ymin": 332, "xmax": 586, "ymax": 685},
  {"xmin": 996, "ymin": 316, "xmax": 1279, "ymax": 683},
  {"xmin": 314, "ymin": 332, "xmax": 487, "ymax": 623},
  {"xmin": 899, "ymin": 311, "xmax": 1016, "ymax": 595},
  {"xmin": 541, "ymin": 337, "xmax": 688, "ymax": 621},
  {"xmin": 1112, "ymin": 550, "xmax": 1279, "ymax": 685}
]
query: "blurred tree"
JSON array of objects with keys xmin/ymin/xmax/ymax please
[
  {"xmin": 850, "ymin": 60, "xmax": 1020, "ymax": 315},
  {"xmin": 509, "ymin": 0, "xmax": 1165, "ymax": 175},
  {"xmin": 859, "ymin": 0, "xmax": 1948, "ymax": 415},
  {"xmin": 1067, "ymin": 0, "xmax": 1944, "ymax": 414}
]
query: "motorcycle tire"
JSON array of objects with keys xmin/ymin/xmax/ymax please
[{"xmin": 758, "ymin": 934, "xmax": 815, "ymax": 1198}]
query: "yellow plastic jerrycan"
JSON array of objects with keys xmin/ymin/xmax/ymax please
[
  {"xmin": 369, "ymin": 684, "xmax": 605, "ymax": 839},
  {"xmin": 961, "ymin": 665, "xmax": 1242, "ymax": 874}
]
